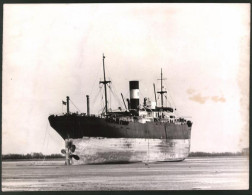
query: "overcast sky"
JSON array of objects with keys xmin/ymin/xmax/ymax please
[{"xmin": 3, "ymin": 3, "xmax": 250, "ymax": 154}]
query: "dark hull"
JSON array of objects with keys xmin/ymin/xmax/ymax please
[{"xmin": 48, "ymin": 115, "xmax": 191, "ymax": 140}]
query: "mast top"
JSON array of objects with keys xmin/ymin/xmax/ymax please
[{"xmin": 157, "ymin": 68, "xmax": 167, "ymax": 108}]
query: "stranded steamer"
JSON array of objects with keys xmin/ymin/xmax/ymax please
[{"xmin": 48, "ymin": 55, "xmax": 192, "ymax": 165}]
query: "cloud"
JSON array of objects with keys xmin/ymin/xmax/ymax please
[
  {"xmin": 186, "ymin": 88, "xmax": 195, "ymax": 94},
  {"xmin": 211, "ymin": 96, "xmax": 226, "ymax": 103},
  {"xmin": 187, "ymin": 89, "xmax": 226, "ymax": 104},
  {"xmin": 189, "ymin": 93, "xmax": 209, "ymax": 104}
]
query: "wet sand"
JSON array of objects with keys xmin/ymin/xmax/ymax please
[{"xmin": 2, "ymin": 157, "xmax": 249, "ymax": 191}]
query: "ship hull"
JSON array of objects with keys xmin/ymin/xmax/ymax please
[
  {"xmin": 48, "ymin": 115, "xmax": 192, "ymax": 164},
  {"xmin": 48, "ymin": 115, "xmax": 191, "ymax": 139},
  {"xmin": 71, "ymin": 137, "xmax": 191, "ymax": 165}
]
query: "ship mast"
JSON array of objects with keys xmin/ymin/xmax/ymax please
[
  {"xmin": 157, "ymin": 68, "xmax": 167, "ymax": 108},
  {"xmin": 99, "ymin": 54, "xmax": 111, "ymax": 115}
]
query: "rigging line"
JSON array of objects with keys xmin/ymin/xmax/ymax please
[
  {"xmin": 112, "ymin": 89, "xmax": 123, "ymax": 107},
  {"xmin": 110, "ymin": 89, "xmax": 122, "ymax": 106},
  {"xmin": 92, "ymin": 86, "xmax": 102, "ymax": 105},
  {"xmin": 47, "ymin": 129, "xmax": 60, "ymax": 144},
  {"xmin": 161, "ymin": 84, "xmax": 170, "ymax": 107},
  {"xmin": 138, "ymin": 81, "xmax": 149, "ymax": 98},
  {"xmin": 139, "ymin": 90, "xmax": 146, "ymax": 99},
  {"xmin": 44, "ymin": 132, "xmax": 50, "ymax": 157},
  {"xmin": 109, "ymin": 85, "xmax": 123, "ymax": 107},
  {"xmin": 109, "ymin": 82, "xmax": 122, "ymax": 104},
  {"xmin": 100, "ymin": 94, "xmax": 105, "ymax": 112},
  {"xmin": 42, "ymin": 135, "xmax": 50, "ymax": 163},
  {"xmin": 41, "ymin": 124, "xmax": 50, "ymax": 163},
  {"xmin": 165, "ymin": 80, "xmax": 176, "ymax": 108},
  {"xmin": 105, "ymin": 60, "xmax": 113, "ymax": 82},
  {"xmin": 167, "ymin": 91, "xmax": 175, "ymax": 108},
  {"xmin": 99, "ymin": 107, "xmax": 103, "ymax": 113},
  {"xmin": 89, "ymin": 63, "xmax": 102, "ymax": 97},
  {"xmin": 40, "ymin": 121, "xmax": 49, "ymax": 153},
  {"xmin": 138, "ymin": 81, "xmax": 149, "ymax": 99},
  {"xmin": 164, "ymin": 95, "xmax": 171, "ymax": 107},
  {"xmin": 125, "ymin": 90, "xmax": 129, "ymax": 100},
  {"xmin": 70, "ymin": 99, "xmax": 81, "ymax": 112},
  {"xmin": 102, "ymin": 58, "xmax": 116, "ymax": 107},
  {"xmin": 100, "ymin": 103, "xmax": 106, "ymax": 114}
]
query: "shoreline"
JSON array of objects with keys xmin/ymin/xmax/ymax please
[
  {"xmin": 2, "ymin": 155, "xmax": 248, "ymax": 162},
  {"xmin": 2, "ymin": 158, "xmax": 64, "ymax": 162}
]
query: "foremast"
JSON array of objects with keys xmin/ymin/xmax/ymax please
[{"xmin": 99, "ymin": 54, "xmax": 111, "ymax": 116}]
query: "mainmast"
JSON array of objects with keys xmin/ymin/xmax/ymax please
[
  {"xmin": 157, "ymin": 68, "xmax": 167, "ymax": 108},
  {"xmin": 99, "ymin": 54, "xmax": 111, "ymax": 115}
]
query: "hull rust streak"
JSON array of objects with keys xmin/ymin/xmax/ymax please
[{"xmin": 71, "ymin": 137, "xmax": 190, "ymax": 165}]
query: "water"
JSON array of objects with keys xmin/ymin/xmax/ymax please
[{"xmin": 2, "ymin": 156, "xmax": 249, "ymax": 191}]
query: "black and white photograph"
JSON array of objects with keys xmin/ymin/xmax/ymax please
[{"xmin": 2, "ymin": 3, "xmax": 250, "ymax": 191}]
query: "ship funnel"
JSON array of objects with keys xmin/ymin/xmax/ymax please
[{"xmin": 129, "ymin": 81, "xmax": 139, "ymax": 110}]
